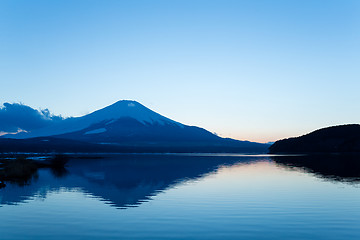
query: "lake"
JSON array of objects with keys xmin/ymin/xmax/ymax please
[{"xmin": 1, "ymin": 154, "xmax": 360, "ymax": 239}]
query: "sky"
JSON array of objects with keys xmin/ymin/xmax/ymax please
[{"xmin": 0, "ymin": 0, "xmax": 359, "ymax": 143}]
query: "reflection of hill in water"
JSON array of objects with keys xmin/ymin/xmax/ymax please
[
  {"xmin": 272, "ymin": 154, "xmax": 360, "ymax": 183},
  {"xmin": 0, "ymin": 154, "xmax": 254, "ymax": 208}
]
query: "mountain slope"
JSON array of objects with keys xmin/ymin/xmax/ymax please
[{"xmin": 55, "ymin": 117, "xmax": 221, "ymax": 144}]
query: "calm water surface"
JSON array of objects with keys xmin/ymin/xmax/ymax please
[{"xmin": 1, "ymin": 154, "xmax": 360, "ymax": 239}]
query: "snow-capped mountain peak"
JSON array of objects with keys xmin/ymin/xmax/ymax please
[{"xmin": 85, "ymin": 100, "xmax": 182, "ymax": 126}]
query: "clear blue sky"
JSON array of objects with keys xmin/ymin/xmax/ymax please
[{"xmin": 1, "ymin": 0, "xmax": 359, "ymax": 142}]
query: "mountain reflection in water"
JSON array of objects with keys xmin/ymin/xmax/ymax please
[
  {"xmin": 0, "ymin": 154, "xmax": 257, "ymax": 208},
  {"xmin": 2, "ymin": 154, "xmax": 360, "ymax": 209}
]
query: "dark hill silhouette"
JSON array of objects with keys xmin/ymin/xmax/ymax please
[{"xmin": 269, "ymin": 124, "xmax": 360, "ymax": 154}]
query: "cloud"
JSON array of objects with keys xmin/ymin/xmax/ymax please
[{"xmin": 0, "ymin": 103, "xmax": 63, "ymax": 133}]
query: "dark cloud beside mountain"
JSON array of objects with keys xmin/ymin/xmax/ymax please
[{"xmin": 0, "ymin": 103, "xmax": 63, "ymax": 133}]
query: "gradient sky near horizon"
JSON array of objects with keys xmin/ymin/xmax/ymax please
[{"xmin": 1, "ymin": 0, "xmax": 359, "ymax": 143}]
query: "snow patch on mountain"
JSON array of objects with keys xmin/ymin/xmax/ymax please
[
  {"xmin": 105, "ymin": 119, "xmax": 117, "ymax": 125},
  {"xmin": 84, "ymin": 128, "xmax": 107, "ymax": 135}
]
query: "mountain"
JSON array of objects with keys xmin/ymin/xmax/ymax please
[
  {"xmin": 9, "ymin": 100, "xmax": 182, "ymax": 139},
  {"xmin": 269, "ymin": 124, "xmax": 360, "ymax": 154},
  {"xmin": 1, "ymin": 100, "xmax": 269, "ymax": 153}
]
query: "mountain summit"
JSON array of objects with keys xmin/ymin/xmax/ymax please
[
  {"xmin": 83, "ymin": 100, "xmax": 183, "ymax": 127},
  {"xmin": 2, "ymin": 100, "xmax": 268, "ymax": 153}
]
